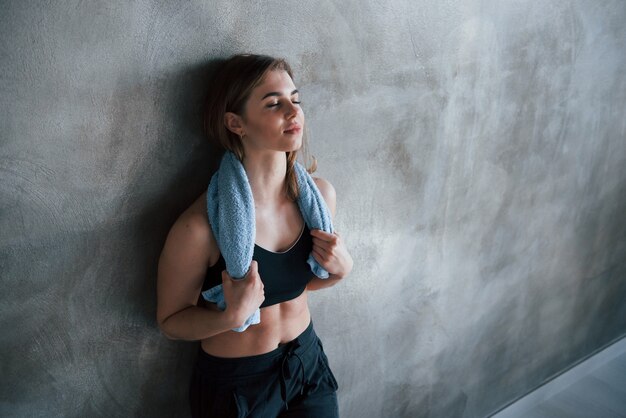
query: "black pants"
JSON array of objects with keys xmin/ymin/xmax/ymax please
[{"xmin": 189, "ymin": 320, "xmax": 339, "ymax": 418}]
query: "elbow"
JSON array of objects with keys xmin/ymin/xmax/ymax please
[
  {"xmin": 162, "ymin": 333, "xmax": 179, "ymax": 341},
  {"xmin": 159, "ymin": 326, "xmax": 179, "ymax": 341},
  {"xmin": 157, "ymin": 316, "xmax": 179, "ymax": 341}
]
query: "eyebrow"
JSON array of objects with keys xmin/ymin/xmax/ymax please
[{"xmin": 261, "ymin": 89, "xmax": 299, "ymax": 100}]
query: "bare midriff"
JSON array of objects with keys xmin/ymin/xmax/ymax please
[{"xmin": 200, "ymin": 290, "xmax": 312, "ymax": 358}]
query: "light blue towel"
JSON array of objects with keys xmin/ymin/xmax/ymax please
[{"xmin": 203, "ymin": 150, "xmax": 334, "ymax": 332}]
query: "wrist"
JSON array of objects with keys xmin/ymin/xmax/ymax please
[
  {"xmin": 223, "ymin": 306, "xmax": 244, "ymax": 329},
  {"xmin": 328, "ymin": 272, "xmax": 345, "ymax": 280},
  {"xmin": 330, "ymin": 261, "xmax": 353, "ymax": 280}
]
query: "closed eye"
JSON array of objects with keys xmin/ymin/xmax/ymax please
[{"xmin": 267, "ymin": 100, "xmax": 301, "ymax": 108}]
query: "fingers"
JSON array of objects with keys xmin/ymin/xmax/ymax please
[
  {"xmin": 311, "ymin": 228, "xmax": 340, "ymax": 237},
  {"xmin": 313, "ymin": 244, "xmax": 337, "ymax": 263},
  {"xmin": 221, "ymin": 269, "xmax": 231, "ymax": 284},
  {"xmin": 313, "ymin": 243, "xmax": 328, "ymax": 257},
  {"xmin": 222, "ymin": 260, "xmax": 260, "ymax": 282},
  {"xmin": 312, "ymin": 237, "xmax": 337, "ymax": 255},
  {"xmin": 312, "ymin": 230, "xmax": 340, "ymax": 248},
  {"xmin": 312, "ymin": 247, "xmax": 324, "ymax": 262}
]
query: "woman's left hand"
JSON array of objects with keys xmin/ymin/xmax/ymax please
[{"xmin": 310, "ymin": 229, "xmax": 353, "ymax": 279}]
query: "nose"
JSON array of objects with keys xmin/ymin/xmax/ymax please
[{"xmin": 285, "ymin": 101, "xmax": 300, "ymax": 119}]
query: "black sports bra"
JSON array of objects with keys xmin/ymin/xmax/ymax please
[{"xmin": 202, "ymin": 223, "xmax": 315, "ymax": 308}]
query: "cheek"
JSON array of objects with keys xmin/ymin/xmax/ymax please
[
  {"xmin": 247, "ymin": 118, "xmax": 273, "ymax": 134},
  {"xmin": 252, "ymin": 112, "xmax": 281, "ymax": 131}
]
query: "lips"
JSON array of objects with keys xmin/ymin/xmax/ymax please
[{"xmin": 284, "ymin": 124, "xmax": 301, "ymax": 134}]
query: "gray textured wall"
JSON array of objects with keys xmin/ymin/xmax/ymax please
[{"xmin": 1, "ymin": 1, "xmax": 625, "ymax": 417}]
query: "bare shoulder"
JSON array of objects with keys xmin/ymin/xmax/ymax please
[
  {"xmin": 312, "ymin": 176, "xmax": 337, "ymax": 217},
  {"xmin": 160, "ymin": 191, "xmax": 219, "ymax": 271}
]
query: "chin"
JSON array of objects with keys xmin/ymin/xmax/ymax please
[{"xmin": 285, "ymin": 138, "xmax": 303, "ymax": 152}]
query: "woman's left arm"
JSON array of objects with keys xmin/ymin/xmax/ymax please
[{"xmin": 307, "ymin": 177, "xmax": 354, "ymax": 291}]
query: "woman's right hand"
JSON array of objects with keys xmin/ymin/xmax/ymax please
[{"xmin": 221, "ymin": 260, "xmax": 265, "ymax": 327}]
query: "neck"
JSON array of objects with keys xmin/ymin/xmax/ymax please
[{"xmin": 242, "ymin": 151, "xmax": 288, "ymax": 207}]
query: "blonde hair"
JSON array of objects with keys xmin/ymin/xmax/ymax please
[{"xmin": 203, "ymin": 53, "xmax": 317, "ymax": 201}]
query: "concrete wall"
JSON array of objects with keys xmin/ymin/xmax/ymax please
[{"xmin": 1, "ymin": 1, "xmax": 625, "ymax": 417}]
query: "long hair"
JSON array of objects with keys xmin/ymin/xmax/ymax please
[{"xmin": 203, "ymin": 53, "xmax": 317, "ymax": 201}]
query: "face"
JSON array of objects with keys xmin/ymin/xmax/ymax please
[{"xmin": 226, "ymin": 70, "xmax": 305, "ymax": 154}]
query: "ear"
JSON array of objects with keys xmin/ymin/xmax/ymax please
[{"xmin": 224, "ymin": 112, "xmax": 244, "ymax": 136}]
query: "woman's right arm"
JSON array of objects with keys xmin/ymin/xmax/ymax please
[{"xmin": 156, "ymin": 208, "xmax": 266, "ymax": 340}]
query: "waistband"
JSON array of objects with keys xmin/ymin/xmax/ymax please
[{"xmin": 195, "ymin": 320, "xmax": 317, "ymax": 378}]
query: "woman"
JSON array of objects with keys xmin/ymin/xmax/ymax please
[{"xmin": 156, "ymin": 54, "xmax": 354, "ymax": 417}]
